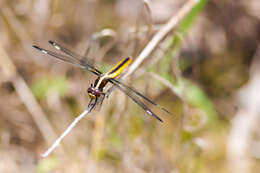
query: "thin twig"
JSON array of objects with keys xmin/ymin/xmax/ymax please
[
  {"xmin": 41, "ymin": 105, "xmax": 94, "ymax": 157},
  {"xmin": 1, "ymin": 6, "xmax": 35, "ymax": 62},
  {"xmin": 149, "ymin": 72, "xmax": 183, "ymax": 99},
  {"xmin": 143, "ymin": 0, "xmax": 153, "ymax": 37},
  {"xmin": 85, "ymin": 29, "xmax": 117, "ymax": 62},
  {"xmin": 125, "ymin": 0, "xmax": 199, "ymax": 78}
]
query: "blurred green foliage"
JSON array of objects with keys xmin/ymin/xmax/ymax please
[
  {"xmin": 129, "ymin": 114, "xmax": 144, "ymax": 139},
  {"xmin": 95, "ymin": 148, "xmax": 121, "ymax": 162},
  {"xmin": 31, "ymin": 76, "xmax": 68, "ymax": 100},
  {"xmin": 37, "ymin": 157, "xmax": 59, "ymax": 173},
  {"xmin": 150, "ymin": 0, "xmax": 217, "ymax": 127},
  {"xmin": 178, "ymin": 0, "xmax": 208, "ymax": 33},
  {"xmin": 182, "ymin": 79, "xmax": 217, "ymax": 124}
]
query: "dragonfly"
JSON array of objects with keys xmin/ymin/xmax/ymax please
[{"xmin": 33, "ymin": 41, "xmax": 171, "ymax": 122}]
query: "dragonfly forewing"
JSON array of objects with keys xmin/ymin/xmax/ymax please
[{"xmin": 33, "ymin": 43, "xmax": 102, "ymax": 76}]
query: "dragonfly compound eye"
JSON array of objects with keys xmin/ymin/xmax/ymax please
[{"xmin": 87, "ymin": 87, "xmax": 96, "ymax": 99}]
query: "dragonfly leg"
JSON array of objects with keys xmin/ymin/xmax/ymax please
[{"xmin": 88, "ymin": 98, "xmax": 98, "ymax": 111}]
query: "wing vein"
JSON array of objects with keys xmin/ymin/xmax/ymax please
[{"xmin": 110, "ymin": 79, "xmax": 163, "ymax": 122}]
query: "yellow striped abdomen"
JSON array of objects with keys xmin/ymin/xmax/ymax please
[{"xmin": 105, "ymin": 57, "xmax": 132, "ymax": 79}]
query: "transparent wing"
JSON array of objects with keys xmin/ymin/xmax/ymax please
[
  {"xmin": 110, "ymin": 78, "xmax": 171, "ymax": 115},
  {"xmin": 109, "ymin": 79, "xmax": 164, "ymax": 122},
  {"xmin": 48, "ymin": 41, "xmax": 85, "ymax": 61},
  {"xmin": 32, "ymin": 42, "xmax": 102, "ymax": 76},
  {"xmin": 48, "ymin": 41, "xmax": 95, "ymax": 68}
]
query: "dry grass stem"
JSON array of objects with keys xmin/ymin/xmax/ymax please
[
  {"xmin": 125, "ymin": 0, "xmax": 199, "ymax": 78},
  {"xmin": 150, "ymin": 72, "xmax": 183, "ymax": 99},
  {"xmin": 143, "ymin": 0, "xmax": 153, "ymax": 37}
]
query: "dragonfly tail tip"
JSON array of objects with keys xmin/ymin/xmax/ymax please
[
  {"xmin": 48, "ymin": 40, "xmax": 55, "ymax": 45},
  {"xmin": 32, "ymin": 45, "xmax": 40, "ymax": 50},
  {"xmin": 155, "ymin": 116, "xmax": 163, "ymax": 123},
  {"xmin": 162, "ymin": 107, "xmax": 172, "ymax": 115}
]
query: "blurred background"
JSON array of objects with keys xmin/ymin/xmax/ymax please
[{"xmin": 0, "ymin": 0, "xmax": 260, "ymax": 172}]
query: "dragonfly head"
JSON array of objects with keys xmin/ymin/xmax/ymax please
[{"xmin": 87, "ymin": 86, "xmax": 102, "ymax": 99}]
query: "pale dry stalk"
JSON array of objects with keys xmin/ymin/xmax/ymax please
[{"xmin": 125, "ymin": 0, "xmax": 199, "ymax": 78}]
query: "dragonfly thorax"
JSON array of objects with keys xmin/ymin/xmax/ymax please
[
  {"xmin": 88, "ymin": 77, "xmax": 108, "ymax": 99},
  {"xmin": 87, "ymin": 86, "xmax": 103, "ymax": 99}
]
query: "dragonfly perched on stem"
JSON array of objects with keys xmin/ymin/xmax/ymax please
[
  {"xmin": 33, "ymin": 41, "xmax": 172, "ymax": 157},
  {"xmin": 33, "ymin": 40, "xmax": 171, "ymax": 122}
]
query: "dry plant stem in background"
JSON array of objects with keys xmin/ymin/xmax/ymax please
[
  {"xmin": 227, "ymin": 43, "xmax": 260, "ymax": 173},
  {"xmin": 1, "ymin": 6, "xmax": 35, "ymax": 60},
  {"xmin": 125, "ymin": 0, "xmax": 199, "ymax": 78},
  {"xmin": 0, "ymin": 44, "xmax": 63, "ymax": 154},
  {"xmin": 150, "ymin": 72, "xmax": 183, "ymax": 99},
  {"xmin": 40, "ymin": 0, "xmax": 199, "ymax": 158},
  {"xmin": 143, "ymin": 0, "xmax": 153, "ymax": 37}
]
